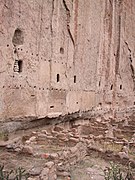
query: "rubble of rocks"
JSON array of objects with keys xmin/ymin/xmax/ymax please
[{"xmin": 0, "ymin": 114, "xmax": 135, "ymax": 179}]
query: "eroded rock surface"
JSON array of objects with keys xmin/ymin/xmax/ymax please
[
  {"xmin": 0, "ymin": 0, "xmax": 135, "ymax": 123},
  {"xmin": 0, "ymin": 1, "xmax": 135, "ymax": 179}
]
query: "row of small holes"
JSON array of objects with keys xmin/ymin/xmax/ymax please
[
  {"xmin": 7, "ymin": 44, "xmax": 64, "ymax": 55},
  {"xmin": 2, "ymin": 86, "xmax": 67, "ymax": 91},
  {"xmin": 2, "ymin": 86, "xmax": 92, "ymax": 93},
  {"xmin": 7, "ymin": 45, "xmax": 66, "ymax": 65},
  {"xmin": 50, "ymin": 101, "xmax": 78, "ymax": 109}
]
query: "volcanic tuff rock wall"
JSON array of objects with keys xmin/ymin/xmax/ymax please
[{"xmin": 0, "ymin": 0, "xmax": 135, "ymax": 121}]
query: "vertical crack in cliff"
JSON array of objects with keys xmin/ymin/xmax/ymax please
[
  {"xmin": 114, "ymin": 1, "xmax": 124, "ymax": 75},
  {"xmin": 105, "ymin": 0, "xmax": 113, "ymax": 81},
  {"xmin": 49, "ymin": 0, "xmax": 55, "ymax": 87},
  {"xmin": 50, "ymin": 0, "xmax": 54, "ymax": 51},
  {"xmin": 115, "ymin": 13, "xmax": 121, "ymax": 75},
  {"xmin": 102, "ymin": 0, "xmax": 114, "ymax": 104},
  {"xmin": 109, "ymin": 0, "xmax": 113, "ymax": 7},
  {"xmin": 74, "ymin": 0, "xmax": 78, "ymax": 43},
  {"xmin": 63, "ymin": 0, "xmax": 75, "ymax": 47},
  {"xmin": 35, "ymin": 0, "xmax": 44, "ymax": 117},
  {"xmin": 112, "ymin": 0, "xmax": 122, "ymax": 117},
  {"xmin": 37, "ymin": 0, "xmax": 44, "ymax": 55},
  {"xmin": 18, "ymin": 0, "xmax": 21, "ymax": 15},
  {"xmin": 50, "ymin": 0, "xmax": 54, "ymax": 35},
  {"xmin": 125, "ymin": 41, "xmax": 135, "ymax": 90}
]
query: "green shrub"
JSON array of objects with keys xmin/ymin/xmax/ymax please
[
  {"xmin": 103, "ymin": 162, "xmax": 134, "ymax": 180},
  {"xmin": 0, "ymin": 164, "xmax": 28, "ymax": 180}
]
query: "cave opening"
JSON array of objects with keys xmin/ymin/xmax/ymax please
[{"xmin": 12, "ymin": 28, "xmax": 24, "ymax": 45}]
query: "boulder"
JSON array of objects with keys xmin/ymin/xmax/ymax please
[
  {"xmin": 40, "ymin": 168, "xmax": 49, "ymax": 180},
  {"xmin": 45, "ymin": 161, "xmax": 54, "ymax": 169},
  {"xmin": 29, "ymin": 167, "xmax": 42, "ymax": 176},
  {"xmin": 118, "ymin": 152, "xmax": 129, "ymax": 159},
  {"xmin": 21, "ymin": 145, "xmax": 34, "ymax": 155}
]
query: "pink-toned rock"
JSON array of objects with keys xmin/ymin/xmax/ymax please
[
  {"xmin": 51, "ymin": 130, "xmax": 59, "ymax": 136},
  {"xmin": 25, "ymin": 140, "xmax": 31, "ymax": 145},
  {"xmin": 22, "ymin": 145, "xmax": 34, "ymax": 155},
  {"xmin": 37, "ymin": 133, "xmax": 47, "ymax": 138},
  {"xmin": 50, "ymin": 153, "xmax": 59, "ymax": 160},
  {"xmin": 73, "ymin": 134, "xmax": 80, "ymax": 138},
  {"xmin": 71, "ymin": 128, "xmax": 78, "ymax": 134},
  {"xmin": 40, "ymin": 168, "xmax": 49, "ymax": 180},
  {"xmin": 118, "ymin": 152, "xmax": 129, "ymax": 159},
  {"xmin": 70, "ymin": 146, "xmax": 78, "ymax": 154},
  {"xmin": 32, "ymin": 131, "xmax": 37, "ymax": 135},
  {"xmin": 46, "ymin": 135, "xmax": 56, "ymax": 140},
  {"xmin": 122, "ymin": 145, "xmax": 129, "ymax": 155},
  {"xmin": 56, "ymin": 132, "xmax": 67, "ymax": 140},
  {"xmin": 0, "ymin": 141, "xmax": 7, "ymax": 147},
  {"xmin": 62, "ymin": 150, "xmax": 70, "ymax": 159},
  {"xmin": 69, "ymin": 137, "xmax": 79, "ymax": 143},
  {"xmin": 53, "ymin": 126, "xmax": 64, "ymax": 132},
  {"xmin": 28, "ymin": 178, "xmax": 39, "ymax": 180},
  {"xmin": 45, "ymin": 161, "xmax": 54, "ymax": 168},
  {"xmin": 42, "ymin": 153, "xmax": 50, "ymax": 159},
  {"xmin": 29, "ymin": 136, "xmax": 36, "ymax": 142},
  {"xmin": 41, "ymin": 130, "xmax": 48, "ymax": 134},
  {"xmin": 57, "ymin": 171, "xmax": 70, "ymax": 177}
]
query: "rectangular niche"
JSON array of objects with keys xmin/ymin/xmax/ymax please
[
  {"xmin": 14, "ymin": 60, "xmax": 23, "ymax": 73},
  {"xmin": 57, "ymin": 74, "xmax": 60, "ymax": 82},
  {"xmin": 74, "ymin": 75, "xmax": 76, "ymax": 83}
]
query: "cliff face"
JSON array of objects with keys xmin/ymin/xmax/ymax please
[
  {"xmin": 0, "ymin": 0, "xmax": 135, "ymax": 121},
  {"xmin": 97, "ymin": 0, "xmax": 135, "ymax": 114}
]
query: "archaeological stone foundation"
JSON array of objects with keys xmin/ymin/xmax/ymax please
[{"xmin": 0, "ymin": 0, "xmax": 135, "ymax": 124}]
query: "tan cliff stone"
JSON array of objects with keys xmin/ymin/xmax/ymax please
[{"xmin": 0, "ymin": 0, "xmax": 135, "ymax": 122}]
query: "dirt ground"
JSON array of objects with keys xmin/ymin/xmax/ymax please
[{"xmin": 0, "ymin": 117, "xmax": 135, "ymax": 179}]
